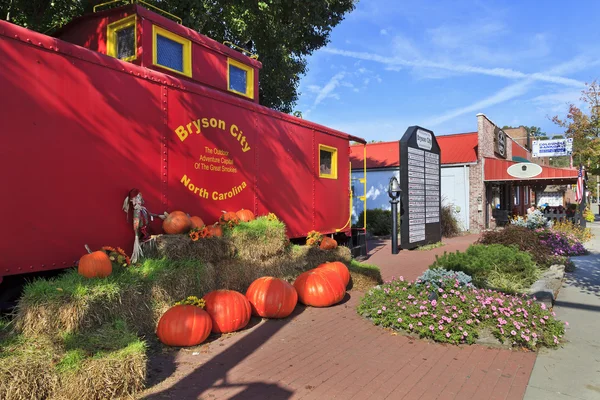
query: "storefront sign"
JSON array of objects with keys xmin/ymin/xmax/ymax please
[
  {"xmin": 494, "ymin": 127, "xmax": 506, "ymax": 159},
  {"xmin": 400, "ymin": 126, "xmax": 441, "ymax": 250},
  {"xmin": 532, "ymin": 138, "xmax": 573, "ymax": 158}
]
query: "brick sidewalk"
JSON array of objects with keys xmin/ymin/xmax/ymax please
[{"xmin": 141, "ymin": 234, "xmax": 537, "ymax": 400}]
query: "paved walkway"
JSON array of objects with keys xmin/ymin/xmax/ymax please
[
  {"xmin": 525, "ymin": 222, "xmax": 600, "ymax": 400},
  {"xmin": 140, "ymin": 234, "xmax": 537, "ymax": 400}
]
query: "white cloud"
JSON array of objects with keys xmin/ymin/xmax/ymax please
[
  {"xmin": 322, "ymin": 47, "xmax": 587, "ymax": 87},
  {"xmin": 424, "ymin": 56, "xmax": 593, "ymax": 128},
  {"xmin": 380, "ymin": 29, "xmax": 388, "ymax": 35}
]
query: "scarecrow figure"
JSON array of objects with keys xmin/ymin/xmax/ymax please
[{"xmin": 122, "ymin": 188, "xmax": 167, "ymax": 263}]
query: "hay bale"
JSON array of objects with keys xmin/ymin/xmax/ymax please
[
  {"xmin": 228, "ymin": 218, "xmax": 288, "ymax": 262},
  {"xmin": 0, "ymin": 336, "xmax": 58, "ymax": 400},
  {"xmin": 294, "ymin": 245, "xmax": 352, "ymax": 268},
  {"xmin": 15, "ymin": 259, "xmax": 218, "ymax": 338},
  {"xmin": 348, "ymin": 260, "xmax": 383, "ymax": 291},
  {"xmin": 142, "ymin": 235, "xmax": 235, "ymax": 263},
  {"xmin": 56, "ymin": 345, "xmax": 146, "ymax": 400}
]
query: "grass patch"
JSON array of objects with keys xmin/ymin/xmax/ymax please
[
  {"xmin": 348, "ymin": 260, "xmax": 383, "ymax": 290},
  {"xmin": 358, "ymin": 276, "xmax": 566, "ymax": 350},
  {"xmin": 418, "ymin": 242, "xmax": 444, "ymax": 251},
  {"xmin": 430, "ymin": 244, "xmax": 541, "ymax": 294}
]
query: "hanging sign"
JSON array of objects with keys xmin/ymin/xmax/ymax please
[{"xmin": 532, "ymin": 138, "xmax": 573, "ymax": 158}]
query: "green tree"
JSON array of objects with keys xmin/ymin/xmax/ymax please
[
  {"xmin": 552, "ymin": 80, "xmax": 600, "ymax": 175},
  {"xmin": 1, "ymin": 0, "xmax": 357, "ymax": 113}
]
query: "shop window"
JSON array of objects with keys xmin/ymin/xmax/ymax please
[
  {"xmin": 107, "ymin": 15, "xmax": 137, "ymax": 62},
  {"xmin": 514, "ymin": 186, "xmax": 520, "ymax": 205},
  {"xmin": 152, "ymin": 25, "xmax": 192, "ymax": 77},
  {"xmin": 319, "ymin": 145, "xmax": 337, "ymax": 179},
  {"xmin": 227, "ymin": 58, "xmax": 254, "ymax": 99}
]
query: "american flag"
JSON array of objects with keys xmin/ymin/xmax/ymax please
[{"xmin": 576, "ymin": 165, "xmax": 584, "ymax": 203}]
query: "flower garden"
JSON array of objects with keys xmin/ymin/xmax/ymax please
[
  {"xmin": 0, "ymin": 209, "xmax": 381, "ymax": 400},
  {"xmin": 358, "ymin": 213, "xmax": 590, "ymax": 350}
]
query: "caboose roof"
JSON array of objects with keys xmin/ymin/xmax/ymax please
[{"xmin": 52, "ymin": 3, "xmax": 262, "ymax": 69}]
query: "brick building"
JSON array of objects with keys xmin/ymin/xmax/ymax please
[{"xmin": 350, "ymin": 113, "xmax": 579, "ymax": 233}]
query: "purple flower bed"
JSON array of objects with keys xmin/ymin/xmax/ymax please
[{"xmin": 537, "ymin": 230, "xmax": 587, "ymax": 256}]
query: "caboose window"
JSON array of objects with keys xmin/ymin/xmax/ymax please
[
  {"xmin": 319, "ymin": 145, "xmax": 338, "ymax": 179},
  {"xmin": 152, "ymin": 25, "xmax": 192, "ymax": 77},
  {"xmin": 107, "ymin": 15, "xmax": 137, "ymax": 62},
  {"xmin": 227, "ymin": 58, "xmax": 254, "ymax": 99}
]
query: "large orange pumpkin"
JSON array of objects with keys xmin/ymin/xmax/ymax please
[
  {"xmin": 208, "ymin": 223, "xmax": 223, "ymax": 237},
  {"xmin": 190, "ymin": 216, "xmax": 205, "ymax": 230},
  {"xmin": 163, "ymin": 211, "xmax": 192, "ymax": 234},
  {"xmin": 293, "ymin": 268, "xmax": 346, "ymax": 307},
  {"xmin": 236, "ymin": 208, "xmax": 255, "ymax": 223},
  {"xmin": 219, "ymin": 211, "xmax": 239, "ymax": 226},
  {"xmin": 316, "ymin": 261, "xmax": 350, "ymax": 287},
  {"xmin": 156, "ymin": 305, "xmax": 212, "ymax": 347},
  {"xmin": 319, "ymin": 237, "xmax": 338, "ymax": 250},
  {"xmin": 78, "ymin": 245, "xmax": 112, "ymax": 278},
  {"xmin": 246, "ymin": 277, "xmax": 298, "ymax": 318},
  {"xmin": 204, "ymin": 290, "xmax": 252, "ymax": 333}
]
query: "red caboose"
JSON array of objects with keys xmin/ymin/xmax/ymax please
[{"xmin": 0, "ymin": 3, "xmax": 366, "ymax": 286}]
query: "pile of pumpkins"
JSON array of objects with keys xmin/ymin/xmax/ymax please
[
  {"xmin": 156, "ymin": 261, "xmax": 350, "ymax": 347},
  {"xmin": 162, "ymin": 208, "xmax": 256, "ymax": 237}
]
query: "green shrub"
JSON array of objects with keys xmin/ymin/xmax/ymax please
[
  {"xmin": 354, "ymin": 209, "xmax": 399, "ymax": 236},
  {"xmin": 478, "ymin": 225, "xmax": 555, "ymax": 268},
  {"xmin": 357, "ymin": 277, "xmax": 566, "ymax": 349},
  {"xmin": 430, "ymin": 244, "xmax": 540, "ymax": 294},
  {"xmin": 441, "ymin": 204, "xmax": 460, "ymax": 237}
]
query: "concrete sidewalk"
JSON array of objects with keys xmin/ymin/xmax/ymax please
[{"xmin": 525, "ymin": 222, "xmax": 600, "ymax": 400}]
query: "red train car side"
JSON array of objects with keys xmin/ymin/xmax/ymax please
[{"xmin": 0, "ymin": 4, "xmax": 366, "ymax": 286}]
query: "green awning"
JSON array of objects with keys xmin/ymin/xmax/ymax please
[{"xmin": 512, "ymin": 156, "xmax": 530, "ymax": 163}]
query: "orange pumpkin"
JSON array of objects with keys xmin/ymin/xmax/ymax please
[
  {"xmin": 316, "ymin": 261, "xmax": 350, "ymax": 287},
  {"xmin": 219, "ymin": 211, "xmax": 239, "ymax": 226},
  {"xmin": 78, "ymin": 245, "xmax": 112, "ymax": 279},
  {"xmin": 156, "ymin": 305, "xmax": 212, "ymax": 347},
  {"xmin": 208, "ymin": 223, "xmax": 223, "ymax": 237},
  {"xmin": 204, "ymin": 290, "xmax": 252, "ymax": 333},
  {"xmin": 319, "ymin": 237, "xmax": 338, "ymax": 250},
  {"xmin": 236, "ymin": 208, "xmax": 255, "ymax": 223},
  {"xmin": 293, "ymin": 268, "xmax": 346, "ymax": 307},
  {"xmin": 190, "ymin": 216, "xmax": 205, "ymax": 230},
  {"xmin": 246, "ymin": 277, "xmax": 298, "ymax": 318},
  {"xmin": 163, "ymin": 211, "xmax": 192, "ymax": 234}
]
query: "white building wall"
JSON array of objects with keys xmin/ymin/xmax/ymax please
[{"xmin": 352, "ymin": 165, "xmax": 470, "ymax": 231}]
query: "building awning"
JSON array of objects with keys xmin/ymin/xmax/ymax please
[{"xmin": 484, "ymin": 157, "xmax": 578, "ymax": 185}]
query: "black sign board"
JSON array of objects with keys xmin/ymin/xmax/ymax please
[{"xmin": 400, "ymin": 126, "xmax": 441, "ymax": 250}]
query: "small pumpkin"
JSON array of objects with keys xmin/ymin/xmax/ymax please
[
  {"xmin": 246, "ymin": 277, "xmax": 298, "ymax": 318},
  {"xmin": 156, "ymin": 305, "xmax": 212, "ymax": 347},
  {"xmin": 163, "ymin": 211, "xmax": 192, "ymax": 234},
  {"xmin": 236, "ymin": 208, "xmax": 255, "ymax": 223},
  {"xmin": 316, "ymin": 261, "xmax": 350, "ymax": 287},
  {"xmin": 319, "ymin": 237, "xmax": 338, "ymax": 250},
  {"xmin": 190, "ymin": 216, "xmax": 205, "ymax": 230},
  {"xmin": 78, "ymin": 244, "xmax": 112, "ymax": 279},
  {"xmin": 293, "ymin": 268, "xmax": 345, "ymax": 307},
  {"xmin": 204, "ymin": 290, "xmax": 252, "ymax": 333},
  {"xmin": 208, "ymin": 223, "xmax": 223, "ymax": 237},
  {"xmin": 219, "ymin": 211, "xmax": 239, "ymax": 227}
]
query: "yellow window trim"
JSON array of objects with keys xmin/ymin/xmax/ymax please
[
  {"xmin": 319, "ymin": 144, "xmax": 338, "ymax": 179},
  {"xmin": 227, "ymin": 57, "xmax": 254, "ymax": 99},
  {"xmin": 152, "ymin": 25, "xmax": 192, "ymax": 77},
  {"xmin": 106, "ymin": 15, "xmax": 137, "ymax": 62}
]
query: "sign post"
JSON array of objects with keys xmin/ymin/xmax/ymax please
[{"xmin": 400, "ymin": 126, "xmax": 441, "ymax": 250}]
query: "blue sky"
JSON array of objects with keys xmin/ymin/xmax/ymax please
[{"xmin": 296, "ymin": 0, "xmax": 600, "ymax": 141}]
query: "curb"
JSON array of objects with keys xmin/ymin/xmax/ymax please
[{"xmin": 527, "ymin": 264, "xmax": 565, "ymax": 308}]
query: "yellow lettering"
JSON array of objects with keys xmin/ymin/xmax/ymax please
[
  {"xmin": 175, "ymin": 126, "xmax": 188, "ymax": 142},
  {"xmin": 230, "ymin": 124, "xmax": 239, "ymax": 138},
  {"xmin": 181, "ymin": 175, "xmax": 191, "ymax": 186},
  {"xmin": 192, "ymin": 119, "xmax": 202, "ymax": 133},
  {"xmin": 202, "ymin": 118, "xmax": 209, "ymax": 128}
]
